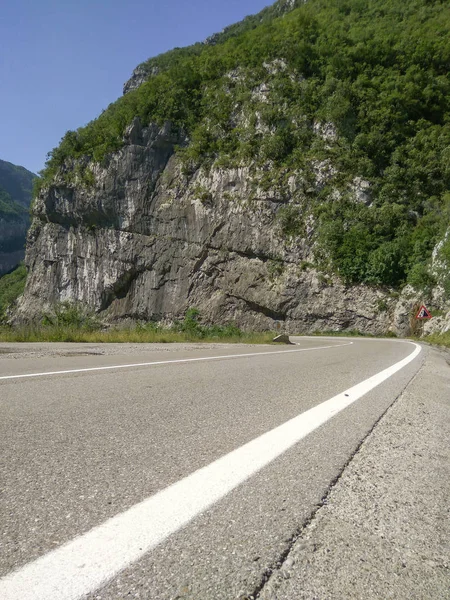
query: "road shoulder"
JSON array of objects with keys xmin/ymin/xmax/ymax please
[{"xmin": 259, "ymin": 346, "xmax": 450, "ymax": 600}]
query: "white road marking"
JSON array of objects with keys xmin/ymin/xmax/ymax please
[
  {"xmin": 0, "ymin": 342, "xmax": 352, "ymax": 381},
  {"xmin": 0, "ymin": 342, "xmax": 422, "ymax": 600}
]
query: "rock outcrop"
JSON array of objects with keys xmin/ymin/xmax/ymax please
[
  {"xmin": 19, "ymin": 118, "xmax": 450, "ymax": 334},
  {"xmin": 123, "ymin": 66, "xmax": 159, "ymax": 95}
]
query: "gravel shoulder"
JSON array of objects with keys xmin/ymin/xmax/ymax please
[
  {"xmin": 259, "ymin": 345, "xmax": 450, "ymax": 600},
  {"xmin": 0, "ymin": 342, "xmax": 239, "ymax": 360}
]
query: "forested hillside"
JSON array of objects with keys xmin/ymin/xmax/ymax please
[
  {"xmin": 0, "ymin": 159, "xmax": 35, "ymax": 220},
  {"xmin": 35, "ymin": 0, "xmax": 450, "ymax": 292},
  {"xmin": 0, "ymin": 186, "xmax": 28, "ymax": 221}
]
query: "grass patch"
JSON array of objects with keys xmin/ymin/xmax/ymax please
[
  {"xmin": 0, "ymin": 324, "xmax": 274, "ymax": 344},
  {"xmin": 305, "ymin": 329, "xmax": 398, "ymax": 338},
  {"xmin": 293, "ymin": 329, "xmax": 399, "ymax": 339},
  {"xmin": 421, "ymin": 331, "xmax": 450, "ymax": 349},
  {"xmin": 309, "ymin": 329, "xmax": 376, "ymax": 337},
  {"xmin": 0, "ymin": 305, "xmax": 274, "ymax": 344}
]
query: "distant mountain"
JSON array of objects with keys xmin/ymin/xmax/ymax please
[
  {"xmin": 0, "ymin": 160, "xmax": 37, "ymax": 276},
  {"xmin": 0, "ymin": 160, "xmax": 36, "ymax": 208}
]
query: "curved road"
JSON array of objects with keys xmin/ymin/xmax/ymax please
[{"xmin": 0, "ymin": 337, "xmax": 444, "ymax": 599}]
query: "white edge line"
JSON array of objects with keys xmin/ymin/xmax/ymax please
[
  {"xmin": 0, "ymin": 342, "xmax": 422, "ymax": 600},
  {"xmin": 0, "ymin": 342, "xmax": 353, "ymax": 381}
]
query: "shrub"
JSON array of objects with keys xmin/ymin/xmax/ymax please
[
  {"xmin": 277, "ymin": 205, "xmax": 304, "ymax": 238},
  {"xmin": 407, "ymin": 263, "xmax": 436, "ymax": 292},
  {"xmin": 42, "ymin": 302, "xmax": 102, "ymax": 331}
]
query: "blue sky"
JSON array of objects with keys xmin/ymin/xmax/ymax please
[{"xmin": 0, "ymin": 0, "xmax": 272, "ymax": 175}]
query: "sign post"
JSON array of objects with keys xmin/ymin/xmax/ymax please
[
  {"xmin": 416, "ymin": 305, "xmax": 432, "ymax": 320},
  {"xmin": 414, "ymin": 304, "xmax": 432, "ymax": 337}
]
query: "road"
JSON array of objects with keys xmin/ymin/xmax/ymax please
[{"xmin": 0, "ymin": 337, "xmax": 448, "ymax": 599}]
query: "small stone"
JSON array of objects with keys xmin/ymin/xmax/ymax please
[{"xmin": 284, "ymin": 557, "xmax": 295, "ymax": 568}]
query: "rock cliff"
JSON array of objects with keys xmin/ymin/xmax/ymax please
[
  {"xmin": 18, "ymin": 119, "xmax": 450, "ymax": 334},
  {"xmin": 17, "ymin": 0, "xmax": 450, "ymax": 335}
]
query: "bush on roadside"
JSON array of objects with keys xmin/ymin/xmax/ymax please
[
  {"xmin": 0, "ymin": 306, "xmax": 273, "ymax": 344},
  {"xmin": 41, "ymin": 301, "xmax": 102, "ymax": 331}
]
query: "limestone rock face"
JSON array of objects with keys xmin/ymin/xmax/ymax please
[
  {"xmin": 18, "ymin": 119, "xmax": 450, "ymax": 335},
  {"xmin": 17, "ymin": 119, "xmax": 395, "ymax": 333}
]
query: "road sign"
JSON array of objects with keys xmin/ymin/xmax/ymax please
[
  {"xmin": 274, "ymin": 321, "xmax": 283, "ymax": 331},
  {"xmin": 416, "ymin": 305, "xmax": 432, "ymax": 320}
]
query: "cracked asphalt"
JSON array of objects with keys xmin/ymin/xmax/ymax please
[{"xmin": 0, "ymin": 337, "xmax": 448, "ymax": 599}]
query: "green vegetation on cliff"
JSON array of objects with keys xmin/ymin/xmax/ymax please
[
  {"xmin": 127, "ymin": 0, "xmax": 297, "ymax": 78},
  {"xmin": 36, "ymin": 0, "xmax": 450, "ymax": 289}
]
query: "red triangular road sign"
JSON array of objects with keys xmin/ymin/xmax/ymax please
[{"xmin": 416, "ymin": 305, "xmax": 432, "ymax": 319}]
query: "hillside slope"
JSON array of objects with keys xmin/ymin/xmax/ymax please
[
  {"xmin": 0, "ymin": 160, "xmax": 36, "ymax": 276},
  {"xmin": 19, "ymin": 0, "xmax": 450, "ymax": 334}
]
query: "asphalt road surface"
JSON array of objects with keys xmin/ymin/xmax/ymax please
[{"xmin": 0, "ymin": 337, "xmax": 447, "ymax": 599}]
